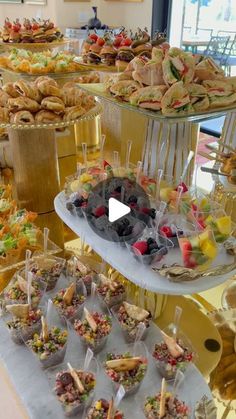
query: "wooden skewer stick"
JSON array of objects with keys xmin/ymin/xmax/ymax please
[
  {"xmin": 84, "ymin": 307, "xmax": 97, "ymax": 332},
  {"xmin": 159, "ymin": 378, "xmax": 166, "ymax": 418},
  {"xmin": 41, "ymin": 316, "xmax": 49, "ymax": 342},
  {"xmin": 218, "ymin": 140, "xmax": 236, "ymax": 154},
  {"xmin": 67, "ymin": 362, "xmax": 85, "ymax": 393},
  {"xmin": 107, "ymin": 398, "xmax": 114, "ymax": 419},
  {"xmin": 198, "ymin": 151, "xmax": 224, "ymax": 163}
]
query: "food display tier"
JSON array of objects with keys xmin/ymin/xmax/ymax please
[
  {"xmin": 0, "ymin": 102, "xmax": 102, "ymax": 130},
  {"xmin": 0, "ymin": 38, "xmax": 72, "ymax": 51},
  {"xmin": 54, "ymin": 192, "xmax": 236, "ymax": 295},
  {"xmin": 78, "ymin": 83, "xmax": 236, "ymax": 123},
  {"xmin": 0, "ymin": 289, "xmax": 214, "ymax": 419},
  {"xmin": 0, "ymin": 67, "xmax": 93, "ymax": 80}
]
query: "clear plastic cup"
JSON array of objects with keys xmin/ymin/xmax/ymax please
[
  {"xmin": 126, "ymin": 228, "xmax": 173, "ymax": 266},
  {"xmin": 66, "ymin": 255, "xmax": 103, "ymax": 295},
  {"xmin": 83, "ymin": 387, "xmax": 125, "ymax": 419},
  {"xmin": 29, "ymin": 255, "xmax": 66, "ymax": 291},
  {"xmin": 158, "ymin": 214, "xmax": 196, "ymax": 247},
  {"xmin": 24, "ymin": 306, "xmax": 68, "ymax": 369},
  {"xmin": 190, "ymin": 207, "xmax": 234, "ymax": 244},
  {"xmin": 5, "ymin": 306, "xmax": 42, "ymax": 345},
  {"xmin": 111, "ymin": 302, "xmax": 152, "ymax": 343},
  {"xmin": 152, "ymin": 327, "xmax": 196, "ymax": 381},
  {"xmin": 96, "ymin": 274, "xmax": 126, "ymax": 308},
  {"xmin": 3, "ymin": 271, "xmax": 46, "ymax": 309},
  {"xmin": 178, "ymin": 229, "xmax": 218, "ymax": 271},
  {"xmin": 101, "ymin": 341, "xmax": 148, "ymax": 397},
  {"xmin": 74, "ymin": 309, "xmax": 112, "ymax": 353},
  {"xmin": 46, "ymin": 356, "xmax": 98, "ymax": 417},
  {"xmin": 52, "ymin": 279, "xmax": 87, "ymax": 324},
  {"xmin": 140, "ymin": 388, "xmax": 191, "ymax": 418}
]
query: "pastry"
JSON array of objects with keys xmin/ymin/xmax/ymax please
[
  {"xmin": 14, "ymin": 80, "xmax": 41, "ymax": 102},
  {"xmin": 10, "ymin": 110, "xmax": 34, "ymax": 124},
  {"xmin": 37, "ymin": 80, "xmax": 61, "ymax": 98},
  {"xmin": 62, "ymin": 87, "xmax": 83, "ymax": 107},
  {"xmin": 35, "ymin": 110, "xmax": 62, "ymax": 123},
  {"xmin": 34, "ymin": 76, "xmax": 57, "ymax": 88},
  {"xmin": 41, "ymin": 96, "xmax": 65, "ymax": 113},
  {"xmin": 63, "ymin": 105, "xmax": 86, "ymax": 121},
  {"xmin": 8, "ymin": 97, "xmax": 40, "ymax": 112},
  {"xmin": 0, "ymin": 107, "xmax": 9, "ymax": 123},
  {"xmin": 2, "ymin": 82, "xmax": 20, "ymax": 98},
  {"xmin": 0, "ymin": 89, "xmax": 10, "ymax": 107}
]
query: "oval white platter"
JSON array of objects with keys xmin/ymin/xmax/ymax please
[{"xmin": 54, "ymin": 192, "xmax": 236, "ymax": 295}]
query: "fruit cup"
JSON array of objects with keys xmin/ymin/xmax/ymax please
[
  {"xmin": 102, "ymin": 341, "xmax": 148, "ymax": 397},
  {"xmin": 192, "ymin": 208, "xmax": 233, "ymax": 244},
  {"xmin": 47, "ymin": 355, "xmax": 98, "ymax": 417},
  {"xmin": 66, "ymin": 192, "xmax": 88, "ymax": 218},
  {"xmin": 158, "ymin": 214, "xmax": 196, "ymax": 247},
  {"xmin": 178, "ymin": 229, "xmax": 218, "ymax": 271},
  {"xmin": 127, "ymin": 229, "xmax": 173, "ymax": 265}
]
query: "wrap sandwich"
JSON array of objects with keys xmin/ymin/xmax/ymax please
[
  {"xmin": 202, "ymin": 80, "xmax": 236, "ymax": 108},
  {"xmin": 109, "ymin": 80, "xmax": 140, "ymax": 102},
  {"xmin": 195, "ymin": 58, "xmax": 224, "ymax": 81},
  {"xmin": 162, "ymin": 47, "xmax": 195, "ymax": 85},
  {"xmin": 129, "ymin": 85, "xmax": 167, "ymax": 110},
  {"xmin": 187, "ymin": 83, "xmax": 209, "ymax": 111},
  {"xmin": 161, "ymin": 81, "xmax": 193, "ymax": 115},
  {"xmin": 132, "ymin": 61, "xmax": 165, "ymax": 86}
]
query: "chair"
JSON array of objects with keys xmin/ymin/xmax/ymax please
[
  {"xmin": 203, "ymin": 35, "xmax": 230, "ymax": 64},
  {"xmin": 216, "ymin": 31, "xmax": 236, "ymax": 75}
]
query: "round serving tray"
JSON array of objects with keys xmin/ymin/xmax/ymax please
[
  {"xmin": 207, "ymin": 308, "xmax": 236, "ymax": 413},
  {"xmin": 0, "ymin": 102, "xmax": 102, "ymax": 131},
  {"xmin": 0, "ymin": 38, "xmax": 71, "ymax": 52}
]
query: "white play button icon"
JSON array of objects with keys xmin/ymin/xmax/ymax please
[{"xmin": 108, "ymin": 197, "xmax": 131, "ymax": 223}]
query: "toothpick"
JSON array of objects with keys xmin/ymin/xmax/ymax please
[{"xmin": 159, "ymin": 378, "xmax": 166, "ymax": 418}]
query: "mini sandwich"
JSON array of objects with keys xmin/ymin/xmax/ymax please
[
  {"xmin": 133, "ymin": 42, "xmax": 152, "ymax": 59},
  {"xmin": 115, "ymin": 46, "xmax": 135, "ymax": 71},
  {"xmin": 161, "ymin": 81, "xmax": 193, "ymax": 115},
  {"xmin": 225, "ymin": 76, "xmax": 236, "ymax": 92},
  {"xmin": 124, "ymin": 56, "xmax": 148, "ymax": 75},
  {"xmin": 162, "ymin": 47, "xmax": 195, "ymax": 85},
  {"xmin": 104, "ymin": 73, "xmax": 132, "ymax": 91},
  {"xmin": 100, "ymin": 45, "xmax": 117, "ymax": 66},
  {"xmin": 87, "ymin": 43, "xmax": 102, "ymax": 64},
  {"xmin": 187, "ymin": 83, "xmax": 209, "ymax": 111},
  {"xmin": 202, "ymin": 80, "xmax": 236, "ymax": 108},
  {"xmin": 132, "ymin": 61, "xmax": 165, "ymax": 86},
  {"xmin": 110, "ymin": 80, "xmax": 140, "ymax": 102},
  {"xmin": 130, "ymin": 85, "xmax": 167, "ymax": 110},
  {"xmin": 195, "ymin": 58, "xmax": 224, "ymax": 81},
  {"xmin": 151, "ymin": 46, "xmax": 165, "ymax": 64}
]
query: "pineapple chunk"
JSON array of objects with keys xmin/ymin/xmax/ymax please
[
  {"xmin": 201, "ymin": 240, "xmax": 217, "ymax": 259},
  {"xmin": 216, "ymin": 216, "xmax": 231, "ymax": 235},
  {"xmin": 160, "ymin": 187, "xmax": 173, "ymax": 203}
]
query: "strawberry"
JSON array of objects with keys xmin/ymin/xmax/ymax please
[
  {"xmin": 94, "ymin": 206, "xmax": 106, "ymax": 218},
  {"xmin": 89, "ymin": 33, "xmax": 98, "ymax": 42},
  {"xmin": 96, "ymin": 37, "xmax": 105, "ymax": 47},
  {"xmin": 160, "ymin": 226, "xmax": 173, "ymax": 237},
  {"xmin": 196, "ymin": 218, "xmax": 206, "ymax": 229},
  {"xmin": 175, "ymin": 182, "xmax": 188, "ymax": 193},
  {"xmin": 132, "ymin": 241, "xmax": 148, "ymax": 255},
  {"xmin": 140, "ymin": 207, "xmax": 150, "ymax": 214}
]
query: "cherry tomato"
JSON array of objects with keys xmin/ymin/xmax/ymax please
[
  {"xmin": 96, "ymin": 37, "xmax": 105, "ymax": 47},
  {"xmin": 120, "ymin": 38, "xmax": 132, "ymax": 47},
  {"xmin": 89, "ymin": 33, "xmax": 98, "ymax": 42},
  {"xmin": 113, "ymin": 36, "xmax": 123, "ymax": 47},
  {"xmin": 32, "ymin": 23, "xmax": 39, "ymax": 30}
]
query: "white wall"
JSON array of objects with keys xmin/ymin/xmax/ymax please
[{"xmin": 0, "ymin": 0, "xmax": 152, "ymax": 33}]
